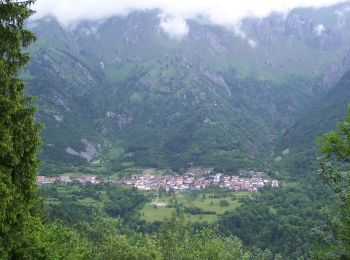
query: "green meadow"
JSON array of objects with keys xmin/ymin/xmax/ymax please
[{"xmin": 140, "ymin": 190, "xmax": 249, "ymax": 223}]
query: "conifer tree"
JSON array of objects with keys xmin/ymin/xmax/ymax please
[
  {"xmin": 0, "ymin": 0, "xmax": 41, "ymax": 256},
  {"xmin": 316, "ymin": 107, "xmax": 350, "ymax": 259}
]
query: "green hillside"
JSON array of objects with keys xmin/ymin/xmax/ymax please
[
  {"xmin": 277, "ymin": 71, "xmax": 350, "ymax": 173},
  {"xmin": 23, "ymin": 6, "xmax": 350, "ymax": 175}
]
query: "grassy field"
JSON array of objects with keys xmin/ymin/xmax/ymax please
[
  {"xmin": 140, "ymin": 190, "xmax": 249, "ymax": 223},
  {"xmin": 40, "ymin": 183, "xmax": 250, "ymax": 224}
]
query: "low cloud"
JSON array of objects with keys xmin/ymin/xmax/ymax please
[
  {"xmin": 32, "ymin": 0, "xmax": 349, "ymax": 39},
  {"xmin": 335, "ymin": 5, "xmax": 350, "ymax": 15},
  {"xmin": 248, "ymin": 39, "xmax": 258, "ymax": 48},
  {"xmin": 313, "ymin": 24, "xmax": 326, "ymax": 35},
  {"xmin": 159, "ymin": 16, "xmax": 189, "ymax": 40}
]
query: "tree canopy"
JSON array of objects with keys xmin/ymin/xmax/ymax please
[
  {"xmin": 316, "ymin": 106, "xmax": 350, "ymax": 259},
  {"xmin": 0, "ymin": 0, "xmax": 41, "ymax": 257}
]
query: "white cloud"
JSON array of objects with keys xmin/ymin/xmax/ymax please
[
  {"xmin": 313, "ymin": 24, "xmax": 326, "ymax": 35},
  {"xmin": 159, "ymin": 16, "xmax": 189, "ymax": 40},
  {"xmin": 335, "ymin": 5, "xmax": 350, "ymax": 15},
  {"xmin": 32, "ymin": 0, "xmax": 350, "ymax": 39},
  {"xmin": 248, "ymin": 39, "xmax": 258, "ymax": 48}
]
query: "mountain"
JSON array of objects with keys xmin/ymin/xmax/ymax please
[
  {"xmin": 23, "ymin": 3, "xmax": 350, "ymax": 174},
  {"xmin": 276, "ymin": 71, "xmax": 350, "ymax": 173}
]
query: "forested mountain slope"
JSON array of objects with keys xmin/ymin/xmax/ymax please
[
  {"xmin": 23, "ymin": 4, "xmax": 350, "ymax": 174},
  {"xmin": 277, "ymin": 71, "xmax": 350, "ymax": 173}
]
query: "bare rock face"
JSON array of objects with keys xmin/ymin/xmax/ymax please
[
  {"xmin": 66, "ymin": 147, "xmax": 80, "ymax": 156},
  {"xmin": 202, "ymin": 69, "xmax": 231, "ymax": 96},
  {"xmin": 106, "ymin": 111, "xmax": 134, "ymax": 129},
  {"xmin": 66, "ymin": 138, "xmax": 100, "ymax": 162},
  {"xmin": 322, "ymin": 48, "xmax": 350, "ymax": 90},
  {"xmin": 53, "ymin": 96, "xmax": 70, "ymax": 112},
  {"xmin": 243, "ymin": 12, "xmax": 343, "ymax": 51}
]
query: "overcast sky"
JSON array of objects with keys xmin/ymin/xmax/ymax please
[{"xmin": 32, "ymin": 0, "xmax": 350, "ymax": 39}]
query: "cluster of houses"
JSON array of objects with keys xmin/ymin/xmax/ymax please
[
  {"xmin": 36, "ymin": 169, "xmax": 280, "ymax": 193},
  {"xmin": 36, "ymin": 175, "xmax": 100, "ymax": 185},
  {"xmin": 122, "ymin": 170, "xmax": 279, "ymax": 193}
]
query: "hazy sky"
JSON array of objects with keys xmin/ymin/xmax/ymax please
[{"xmin": 32, "ymin": 0, "xmax": 350, "ymax": 39}]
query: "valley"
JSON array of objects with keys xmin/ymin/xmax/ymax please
[
  {"xmin": 13, "ymin": 1, "xmax": 350, "ymax": 258},
  {"xmin": 37, "ymin": 168, "xmax": 279, "ymax": 224},
  {"xmin": 38, "ymin": 181, "xmax": 248, "ymax": 224}
]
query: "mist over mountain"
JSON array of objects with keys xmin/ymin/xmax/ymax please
[{"xmin": 24, "ymin": 3, "xmax": 350, "ymax": 174}]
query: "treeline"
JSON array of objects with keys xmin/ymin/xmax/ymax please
[
  {"xmin": 13, "ymin": 213, "xmax": 280, "ymax": 260},
  {"xmin": 219, "ymin": 177, "xmax": 334, "ymax": 258},
  {"xmin": 40, "ymin": 184, "xmax": 147, "ymax": 225},
  {"xmin": 38, "ymin": 178, "xmax": 336, "ymax": 259}
]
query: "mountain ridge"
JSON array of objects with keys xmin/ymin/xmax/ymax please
[{"xmin": 24, "ymin": 5, "xmax": 350, "ymax": 174}]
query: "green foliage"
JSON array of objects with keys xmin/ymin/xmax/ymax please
[
  {"xmin": 314, "ymin": 107, "xmax": 350, "ymax": 259},
  {"xmin": 18, "ymin": 217, "xmax": 91, "ymax": 259},
  {"xmin": 219, "ymin": 200, "xmax": 230, "ymax": 207},
  {"xmin": 39, "ymin": 184, "xmax": 147, "ymax": 225},
  {"xmin": 5, "ymin": 214, "xmax": 159, "ymax": 259},
  {"xmin": 157, "ymin": 214, "xmax": 276, "ymax": 260},
  {"xmin": 0, "ymin": 0, "xmax": 42, "ymax": 257},
  {"xmin": 219, "ymin": 180, "xmax": 333, "ymax": 259},
  {"xmin": 19, "ymin": 213, "xmax": 273, "ymax": 260},
  {"xmin": 278, "ymin": 72, "xmax": 350, "ymax": 174},
  {"xmin": 80, "ymin": 214, "xmax": 163, "ymax": 259},
  {"xmin": 318, "ymin": 107, "xmax": 350, "ymax": 162}
]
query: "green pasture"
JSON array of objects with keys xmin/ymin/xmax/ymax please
[{"xmin": 140, "ymin": 191, "xmax": 249, "ymax": 223}]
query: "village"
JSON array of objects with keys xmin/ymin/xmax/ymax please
[
  {"xmin": 122, "ymin": 170, "xmax": 279, "ymax": 193},
  {"xmin": 36, "ymin": 175, "xmax": 100, "ymax": 185},
  {"xmin": 36, "ymin": 168, "xmax": 279, "ymax": 193}
]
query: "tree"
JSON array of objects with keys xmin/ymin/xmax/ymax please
[
  {"xmin": 80, "ymin": 214, "xmax": 162, "ymax": 259},
  {"xmin": 156, "ymin": 213, "xmax": 277, "ymax": 260},
  {"xmin": 316, "ymin": 106, "xmax": 350, "ymax": 259},
  {"xmin": 0, "ymin": 0, "xmax": 41, "ymax": 257}
]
